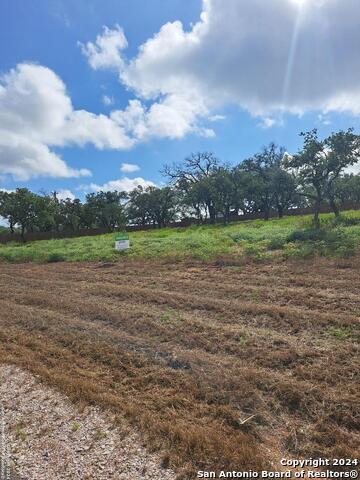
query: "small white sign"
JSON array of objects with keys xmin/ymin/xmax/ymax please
[{"xmin": 115, "ymin": 239, "xmax": 130, "ymax": 251}]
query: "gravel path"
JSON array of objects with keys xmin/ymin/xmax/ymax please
[{"xmin": 0, "ymin": 364, "xmax": 176, "ymax": 479}]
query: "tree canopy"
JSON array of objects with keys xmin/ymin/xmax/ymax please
[{"xmin": 1, "ymin": 128, "xmax": 360, "ymax": 239}]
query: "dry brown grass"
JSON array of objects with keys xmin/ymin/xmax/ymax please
[{"xmin": 0, "ymin": 256, "xmax": 359, "ymax": 478}]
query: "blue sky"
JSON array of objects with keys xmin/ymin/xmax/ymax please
[{"xmin": 1, "ymin": 0, "xmax": 360, "ymax": 200}]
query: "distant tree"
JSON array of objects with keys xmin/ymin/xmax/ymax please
[
  {"xmin": 85, "ymin": 191, "xmax": 127, "ymax": 232},
  {"xmin": 323, "ymin": 129, "xmax": 360, "ymax": 217},
  {"xmin": 50, "ymin": 192, "xmax": 62, "ymax": 234},
  {"xmin": 145, "ymin": 186, "xmax": 177, "ymax": 228},
  {"xmin": 285, "ymin": 129, "xmax": 360, "ymax": 227},
  {"xmin": 208, "ymin": 168, "xmax": 236, "ymax": 223},
  {"xmin": 164, "ymin": 152, "xmax": 219, "ymax": 223},
  {"xmin": 183, "ymin": 178, "xmax": 214, "ymax": 223},
  {"xmin": 241, "ymin": 143, "xmax": 291, "ymax": 219},
  {"xmin": 60, "ymin": 198, "xmax": 83, "ymax": 231},
  {"xmin": 0, "ymin": 191, "xmax": 16, "ymax": 233},
  {"xmin": 231, "ymin": 168, "xmax": 262, "ymax": 215},
  {"xmin": 0, "ymin": 189, "xmax": 39, "ymax": 241},
  {"xmin": 127, "ymin": 186, "xmax": 152, "ymax": 226},
  {"xmin": 333, "ymin": 174, "xmax": 360, "ymax": 205},
  {"xmin": 80, "ymin": 202, "xmax": 97, "ymax": 229},
  {"xmin": 270, "ymin": 167, "xmax": 297, "ymax": 218},
  {"xmin": 34, "ymin": 195, "xmax": 56, "ymax": 232}
]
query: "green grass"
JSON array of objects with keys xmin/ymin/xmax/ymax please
[
  {"xmin": 1, "ymin": 210, "xmax": 360, "ymax": 263},
  {"xmin": 328, "ymin": 326, "xmax": 353, "ymax": 341}
]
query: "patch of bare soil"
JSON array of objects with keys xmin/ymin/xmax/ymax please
[
  {"xmin": 0, "ymin": 257, "xmax": 359, "ymax": 478},
  {"xmin": 0, "ymin": 364, "xmax": 176, "ymax": 479}
]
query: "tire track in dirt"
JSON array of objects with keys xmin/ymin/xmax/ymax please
[{"xmin": 0, "ymin": 258, "xmax": 359, "ymax": 478}]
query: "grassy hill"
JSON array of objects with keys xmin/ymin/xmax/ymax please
[{"xmin": 1, "ymin": 210, "xmax": 360, "ymax": 263}]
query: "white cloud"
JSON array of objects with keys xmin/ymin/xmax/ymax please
[
  {"xmin": 80, "ymin": 176, "xmax": 156, "ymax": 193},
  {"xmin": 258, "ymin": 117, "xmax": 276, "ymax": 129},
  {"xmin": 4, "ymin": 0, "xmax": 360, "ymax": 181},
  {"xmin": 318, "ymin": 114, "xmax": 332, "ymax": 126},
  {"xmin": 82, "ymin": 0, "xmax": 360, "ymax": 134},
  {"xmin": 82, "ymin": 26, "xmax": 216, "ymax": 140},
  {"xmin": 0, "ymin": 62, "xmax": 215, "ymax": 181},
  {"xmin": 120, "ymin": 163, "xmax": 140, "ymax": 173},
  {"xmin": 111, "ymin": 94, "xmax": 213, "ymax": 141},
  {"xmin": 102, "ymin": 94, "xmax": 114, "ymax": 106},
  {"xmin": 209, "ymin": 115, "xmax": 226, "ymax": 122},
  {"xmin": 79, "ymin": 25, "xmax": 127, "ymax": 70},
  {"xmin": 56, "ymin": 189, "xmax": 76, "ymax": 201},
  {"xmin": 0, "ymin": 63, "xmax": 138, "ymax": 180},
  {"xmin": 257, "ymin": 117, "xmax": 284, "ymax": 129},
  {"xmin": 61, "ymin": 110, "xmax": 134, "ymax": 150},
  {"xmin": 0, "ymin": 63, "xmax": 92, "ymax": 180},
  {"xmin": 0, "ymin": 136, "xmax": 91, "ymax": 181}
]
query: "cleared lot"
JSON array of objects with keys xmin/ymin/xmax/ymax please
[{"xmin": 0, "ymin": 257, "xmax": 359, "ymax": 478}]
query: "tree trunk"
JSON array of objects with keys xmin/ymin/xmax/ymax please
[
  {"xmin": 195, "ymin": 207, "xmax": 202, "ymax": 225},
  {"xmin": 20, "ymin": 225, "xmax": 26, "ymax": 243},
  {"xmin": 224, "ymin": 207, "xmax": 230, "ymax": 225},
  {"xmin": 263, "ymin": 207, "xmax": 270, "ymax": 221},
  {"xmin": 208, "ymin": 204, "xmax": 216, "ymax": 224},
  {"xmin": 313, "ymin": 196, "xmax": 321, "ymax": 229},
  {"xmin": 329, "ymin": 195, "xmax": 340, "ymax": 218},
  {"xmin": 277, "ymin": 204, "xmax": 284, "ymax": 219}
]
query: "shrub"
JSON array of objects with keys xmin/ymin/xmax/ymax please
[
  {"xmin": 283, "ymin": 228, "xmax": 356, "ymax": 259},
  {"xmin": 267, "ymin": 237, "xmax": 286, "ymax": 250},
  {"xmin": 286, "ymin": 228, "xmax": 332, "ymax": 243},
  {"xmin": 47, "ymin": 252, "xmax": 66, "ymax": 263},
  {"xmin": 324, "ymin": 215, "xmax": 360, "ymax": 227},
  {"xmin": 243, "ymin": 243, "xmax": 269, "ymax": 261},
  {"xmin": 0, "ymin": 251, "xmax": 17, "ymax": 262},
  {"xmin": 228, "ymin": 232, "xmax": 253, "ymax": 243}
]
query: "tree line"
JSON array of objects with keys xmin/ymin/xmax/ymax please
[{"xmin": 1, "ymin": 128, "xmax": 360, "ymax": 241}]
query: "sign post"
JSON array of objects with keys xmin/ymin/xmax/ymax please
[{"xmin": 114, "ymin": 232, "xmax": 130, "ymax": 251}]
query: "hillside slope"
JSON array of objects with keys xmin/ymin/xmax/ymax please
[{"xmin": 1, "ymin": 210, "xmax": 360, "ymax": 263}]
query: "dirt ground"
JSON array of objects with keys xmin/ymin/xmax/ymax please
[
  {"xmin": 0, "ymin": 257, "xmax": 359, "ymax": 478},
  {"xmin": 0, "ymin": 364, "xmax": 176, "ymax": 479}
]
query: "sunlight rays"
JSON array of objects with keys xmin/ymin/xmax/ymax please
[{"xmin": 281, "ymin": 0, "xmax": 307, "ymax": 115}]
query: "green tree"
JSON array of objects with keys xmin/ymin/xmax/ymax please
[
  {"xmin": 324, "ymin": 129, "xmax": 360, "ymax": 217},
  {"xmin": 0, "ymin": 189, "xmax": 39, "ymax": 241},
  {"xmin": 34, "ymin": 194, "xmax": 56, "ymax": 232},
  {"xmin": 127, "ymin": 186, "xmax": 152, "ymax": 226},
  {"xmin": 333, "ymin": 174, "xmax": 360, "ymax": 205},
  {"xmin": 59, "ymin": 198, "xmax": 83, "ymax": 231},
  {"xmin": 0, "ymin": 191, "xmax": 17, "ymax": 233},
  {"xmin": 285, "ymin": 129, "xmax": 360, "ymax": 227},
  {"xmin": 207, "ymin": 168, "xmax": 235, "ymax": 223},
  {"xmin": 231, "ymin": 168, "xmax": 261, "ymax": 215},
  {"xmin": 164, "ymin": 152, "xmax": 219, "ymax": 223},
  {"xmin": 145, "ymin": 186, "xmax": 177, "ymax": 228},
  {"xmin": 85, "ymin": 191, "xmax": 127, "ymax": 232},
  {"xmin": 241, "ymin": 143, "xmax": 290, "ymax": 219},
  {"xmin": 270, "ymin": 167, "xmax": 297, "ymax": 218}
]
